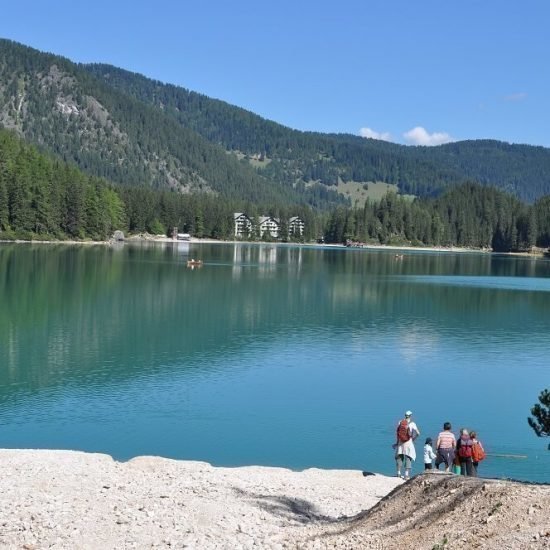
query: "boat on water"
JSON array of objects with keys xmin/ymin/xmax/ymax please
[{"xmin": 187, "ymin": 259, "xmax": 203, "ymax": 268}]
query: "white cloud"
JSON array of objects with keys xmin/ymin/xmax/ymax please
[
  {"xmin": 403, "ymin": 126, "xmax": 454, "ymax": 146},
  {"xmin": 504, "ymin": 92, "xmax": 527, "ymax": 102},
  {"xmin": 359, "ymin": 127, "xmax": 392, "ymax": 141}
]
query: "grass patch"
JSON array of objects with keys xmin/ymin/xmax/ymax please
[
  {"xmin": 336, "ymin": 180, "xmax": 415, "ymax": 206},
  {"xmin": 229, "ymin": 150, "xmax": 272, "ymax": 168}
]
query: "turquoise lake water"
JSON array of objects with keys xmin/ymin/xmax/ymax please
[{"xmin": 0, "ymin": 242, "xmax": 548, "ymax": 482}]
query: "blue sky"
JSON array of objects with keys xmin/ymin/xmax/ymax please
[{"xmin": 1, "ymin": 0, "xmax": 549, "ymax": 146}]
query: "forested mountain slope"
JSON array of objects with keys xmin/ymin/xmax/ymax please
[
  {"xmin": 2, "ymin": 124, "xmax": 550, "ymax": 250},
  {"xmin": 0, "ymin": 39, "xmax": 343, "ymax": 208},
  {"xmin": 410, "ymin": 140, "xmax": 550, "ymax": 200},
  {"xmin": 84, "ymin": 63, "xmax": 550, "ymax": 202},
  {"xmin": 0, "ymin": 126, "xmax": 322, "ymax": 241},
  {"xmin": 83, "ymin": 63, "xmax": 461, "ymax": 197},
  {"xmin": 2, "ymin": 38, "xmax": 550, "ymax": 205}
]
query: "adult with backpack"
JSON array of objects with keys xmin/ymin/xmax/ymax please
[
  {"xmin": 393, "ymin": 410, "xmax": 420, "ymax": 480},
  {"xmin": 456, "ymin": 428, "xmax": 476, "ymax": 476},
  {"xmin": 469, "ymin": 431, "xmax": 486, "ymax": 474}
]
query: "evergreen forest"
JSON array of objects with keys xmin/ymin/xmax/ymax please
[
  {"xmin": 2, "ymin": 128, "xmax": 550, "ymax": 252},
  {"xmin": 1, "ymin": 38, "xmax": 550, "ymax": 252}
]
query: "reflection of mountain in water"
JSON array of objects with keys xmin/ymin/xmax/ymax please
[{"xmin": 1, "ymin": 243, "xmax": 549, "ymax": 399}]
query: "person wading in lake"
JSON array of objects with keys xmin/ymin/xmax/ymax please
[{"xmin": 394, "ymin": 410, "xmax": 420, "ymax": 480}]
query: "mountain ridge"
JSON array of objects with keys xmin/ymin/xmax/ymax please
[
  {"xmin": 2, "ymin": 38, "xmax": 550, "ymax": 204},
  {"xmin": 0, "ymin": 38, "xmax": 342, "ymax": 209}
]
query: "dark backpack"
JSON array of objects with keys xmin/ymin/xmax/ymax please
[
  {"xmin": 458, "ymin": 436, "xmax": 473, "ymax": 458},
  {"xmin": 397, "ymin": 419, "xmax": 411, "ymax": 442}
]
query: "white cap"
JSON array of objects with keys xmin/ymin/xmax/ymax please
[{"xmin": 405, "ymin": 410, "xmax": 413, "ymax": 417}]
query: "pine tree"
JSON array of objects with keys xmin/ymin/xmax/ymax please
[
  {"xmin": 528, "ymin": 389, "xmax": 550, "ymax": 446},
  {"xmin": 9, "ymin": 150, "xmax": 33, "ymax": 232},
  {"xmin": 194, "ymin": 209, "xmax": 204, "ymax": 238},
  {"xmin": 0, "ymin": 172, "xmax": 9, "ymax": 230},
  {"xmin": 64, "ymin": 176, "xmax": 86, "ymax": 238}
]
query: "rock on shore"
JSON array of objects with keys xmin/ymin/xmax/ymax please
[{"xmin": 0, "ymin": 450, "xmax": 548, "ymax": 549}]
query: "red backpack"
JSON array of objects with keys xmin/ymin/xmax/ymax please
[
  {"xmin": 472, "ymin": 441, "xmax": 486, "ymax": 462},
  {"xmin": 396, "ymin": 419, "xmax": 411, "ymax": 442},
  {"xmin": 458, "ymin": 436, "xmax": 473, "ymax": 458}
]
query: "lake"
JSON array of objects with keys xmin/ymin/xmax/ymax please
[{"xmin": 0, "ymin": 242, "xmax": 548, "ymax": 482}]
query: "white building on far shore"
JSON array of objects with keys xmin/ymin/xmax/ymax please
[
  {"xmin": 234, "ymin": 213, "xmax": 253, "ymax": 238},
  {"xmin": 258, "ymin": 216, "xmax": 280, "ymax": 238},
  {"xmin": 233, "ymin": 213, "xmax": 305, "ymax": 239},
  {"xmin": 288, "ymin": 216, "xmax": 305, "ymax": 237}
]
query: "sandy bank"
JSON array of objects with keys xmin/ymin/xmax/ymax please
[{"xmin": 1, "ymin": 450, "xmax": 548, "ymax": 549}]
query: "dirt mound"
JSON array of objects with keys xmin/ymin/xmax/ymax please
[{"xmin": 300, "ymin": 472, "xmax": 550, "ymax": 549}]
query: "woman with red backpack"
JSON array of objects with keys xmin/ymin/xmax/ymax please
[
  {"xmin": 469, "ymin": 431, "xmax": 486, "ymax": 474},
  {"xmin": 456, "ymin": 428, "xmax": 476, "ymax": 476},
  {"xmin": 393, "ymin": 410, "xmax": 420, "ymax": 480}
]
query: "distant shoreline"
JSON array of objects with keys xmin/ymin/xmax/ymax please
[
  {"xmin": 1, "ymin": 235, "xmax": 547, "ymax": 257},
  {"xmin": 0, "ymin": 238, "xmax": 109, "ymax": 245}
]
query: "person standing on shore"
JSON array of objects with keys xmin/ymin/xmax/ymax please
[
  {"xmin": 394, "ymin": 410, "xmax": 420, "ymax": 480},
  {"xmin": 424, "ymin": 437, "xmax": 437, "ymax": 470},
  {"xmin": 435, "ymin": 422, "xmax": 456, "ymax": 472},
  {"xmin": 456, "ymin": 428, "xmax": 476, "ymax": 476},
  {"xmin": 470, "ymin": 431, "xmax": 486, "ymax": 474}
]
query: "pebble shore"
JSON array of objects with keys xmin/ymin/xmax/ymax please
[{"xmin": 0, "ymin": 450, "xmax": 401, "ymax": 549}]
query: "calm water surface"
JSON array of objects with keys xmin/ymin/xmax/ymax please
[{"xmin": 0, "ymin": 242, "xmax": 548, "ymax": 482}]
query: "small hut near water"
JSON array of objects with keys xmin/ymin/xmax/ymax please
[{"xmin": 113, "ymin": 230, "xmax": 125, "ymax": 242}]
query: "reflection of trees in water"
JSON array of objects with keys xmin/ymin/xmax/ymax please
[{"xmin": 0, "ymin": 244, "xmax": 549, "ymax": 396}]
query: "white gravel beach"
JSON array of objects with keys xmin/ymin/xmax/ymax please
[
  {"xmin": 1, "ymin": 450, "xmax": 548, "ymax": 549},
  {"xmin": 0, "ymin": 450, "xmax": 401, "ymax": 549}
]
